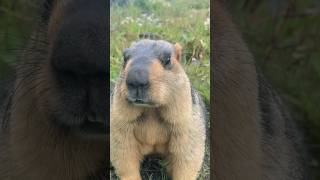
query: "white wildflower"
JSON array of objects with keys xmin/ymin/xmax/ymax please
[{"xmin": 204, "ymin": 17, "xmax": 210, "ymax": 26}]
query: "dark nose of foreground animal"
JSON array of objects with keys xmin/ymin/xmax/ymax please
[
  {"xmin": 48, "ymin": 0, "xmax": 108, "ymax": 138},
  {"xmin": 126, "ymin": 66, "xmax": 149, "ymax": 101},
  {"xmin": 51, "ymin": 13, "xmax": 106, "ymax": 76}
]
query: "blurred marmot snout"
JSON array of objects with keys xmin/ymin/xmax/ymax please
[{"xmin": 44, "ymin": 0, "xmax": 108, "ymax": 136}]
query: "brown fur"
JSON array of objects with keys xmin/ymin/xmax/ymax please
[
  {"xmin": 0, "ymin": 1, "xmax": 106, "ymax": 179},
  {"xmin": 212, "ymin": 2, "xmax": 263, "ymax": 179},
  {"xmin": 213, "ymin": 1, "xmax": 307, "ymax": 180},
  {"xmin": 111, "ymin": 40, "xmax": 206, "ymax": 180}
]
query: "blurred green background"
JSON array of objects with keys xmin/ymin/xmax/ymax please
[
  {"xmin": 0, "ymin": 0, "xmax": 39, "ymax": 79},
  {"xmin": 228, "ymin": 0, "xmax": 320, "ymax": 179}
]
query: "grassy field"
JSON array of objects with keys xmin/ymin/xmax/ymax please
[{"xmin": 110, "ymin": 0, "xmax": 210, "ymax": 179}]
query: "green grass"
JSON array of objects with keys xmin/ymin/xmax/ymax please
[{"xmin": 110, "ymin": 0, "xmax": 210, "ymax": 179}]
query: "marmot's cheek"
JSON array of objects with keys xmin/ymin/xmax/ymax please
[
  {"xmin": 34, "ymin": 71, "xmax": 57, "ymax": 117},
  {"xmin": 118, "ymin": 83, "xmax": 128, "ymax": 99},
  {"xmin": 148, "ymin": 84, "xmax": 159, "ymax": 104},
  {"xmin": 151, "ymin": 83, "xmax": 167, "ymax": 105}
]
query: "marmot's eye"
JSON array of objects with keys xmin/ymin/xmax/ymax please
[{"xmin": 162, "ymin": 57, "xmax": 171, "ymax": 66}]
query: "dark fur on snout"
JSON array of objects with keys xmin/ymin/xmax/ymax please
[
  {"xmin": 48, "ymin": 0, "xmax": 108, "ymax": 134},
  {"xmin": 0, "ymin": 0, "xmax": 108, "ymax": 179}
]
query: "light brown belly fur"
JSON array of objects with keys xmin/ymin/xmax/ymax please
[{"xmin": 133, "ymin": 110, "xmax": 170, "ymax": 156}]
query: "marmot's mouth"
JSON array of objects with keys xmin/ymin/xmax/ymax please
[
  {"xmin": 132, "ymin": 102, "xmax": 158, "ymax": 108},
  {"xmin": 53, "ymin": 114, "xmax": 107, "ymax": 140},
  {"xmin": 126, "ymin": 97, "xmax": 159, "ymax": 108},
  {"xmin": 75, "ymin": 119, "xmax": 107, "ymax": 140}
]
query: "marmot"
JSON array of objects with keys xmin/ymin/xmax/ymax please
[
  {"xmin": 111, "ymin": 39, "xmax": 206, "ymax": 180},
  {"xmin": 212, "ymin": 1, "xmax": 308, "ymax": 179},
  {"xmin": 0, "ymin": 0, "xmax": 107, "ymax": 179}
]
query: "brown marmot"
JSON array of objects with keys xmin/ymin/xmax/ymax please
[
  {"xmin": 213, "ymin": 1, "xmax": 308, "ymax": 180},
  {"xmin": 0, "ymin": 0, "xmax": 107, "ymax": 179},
  {"xmin": 110, "ymin": 39, "xmax": 206, "ymax": 180}
]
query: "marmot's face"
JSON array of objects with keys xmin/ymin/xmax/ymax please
[
  {"xmin": 118, "ymin": 40, "xmax": 185, "ymax": 108},
  {"xmin": 31, "ymin": 0, "xmax": 108, "ymax": 139}
]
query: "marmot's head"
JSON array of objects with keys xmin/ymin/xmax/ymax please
[
  {"xmin": 15, "ymin": 0, "xmax": 107, "ymax": 139},
  {"xmin": 116, "ymin": 39, "xmax": 190, "ymax": 108}
]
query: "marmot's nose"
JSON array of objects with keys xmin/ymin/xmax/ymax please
[
  {"xmin": 51, "ymin": 14, "xmax": 107, "ymax": 77},
  {"xmin": 126, "ymin": 66, "xmax": 149, "ymax": 102},
  {"xmin": 126, "ymin": 66, "xmax": 150, "ymax": 89}
]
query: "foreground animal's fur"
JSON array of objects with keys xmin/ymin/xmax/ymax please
[
  {"xmin": 212, "ymin": 1, "xmax": 308, "ymax": 180},
  {"xmin": 0, "ymin": 0, "xmax": 107, "ymax": 179},
  {"xmin": 111, "ymin": 40, "xmax": 206, "ymax": 180}
]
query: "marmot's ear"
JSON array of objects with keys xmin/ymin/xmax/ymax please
[
  {"xmin": 123, "ymin": 48, "xmax": 131, "ymax": 62},
  {"xmin": 174, "ymin": 43, "xmax": 182, "ymax": 62}
]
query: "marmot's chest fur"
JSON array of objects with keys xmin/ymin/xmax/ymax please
[{"xmin": 133, "ymin": 109, "xmax": 170, "ymax": 155}]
